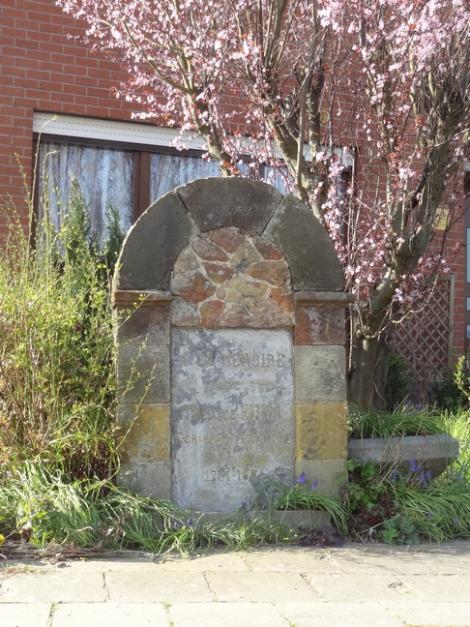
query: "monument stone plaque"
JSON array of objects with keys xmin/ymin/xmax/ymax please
[
  {"xmin": 171, "ymin": 328, "xmax": 294, "ymax": 511},
  {"xmin": 113, "ymin": 178, "xmax": 349, "ymax": 508}
]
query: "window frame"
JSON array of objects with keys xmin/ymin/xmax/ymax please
[{"xmin": 33, "ymin": 132, "xmax": 212, "ymax": 222}]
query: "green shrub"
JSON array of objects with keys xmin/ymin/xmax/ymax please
[
  {"xmin": 347, "ymin": 407, "xmax": 444, "ymax": 439},
  {"xmin": 346, "ymin": 453, "xmax": 470, "ymax": 544},
  {"xmin": 440, "ymin": 409, "xmax": 470, "ymax": 483},
  {"xmin": 0, "ymin": 185, "xmax": 123, "ymax": 480}
]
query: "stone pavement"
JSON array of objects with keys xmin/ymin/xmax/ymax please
[{"xmin": 1, "ymin": 542, "xmax": 470, "ymax": 626}]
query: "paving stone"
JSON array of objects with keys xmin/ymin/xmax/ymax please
[
  {"xmin": 105, "ymin": 570, "xmax": 213, "ymax": 603},
  {"xmin": 242, "ymin": 548, "xmax": 346, "ymax": 574},
  {"xmin": 395, "ymin": 574, "xmax": 470, "ymax": 602},
  {"xmin": 276, "ymin": 602, "xmax": 403, "ymax": 627},
  {"xmin": 329, "ymin": 546, "xmax": 435, "ymax": 575},
  {"xmin": 0, "ymin": 570, "xmax": 106, "ymax": 603},
  {"xmin": 50, "ymin": 559, "xmax": 159, "ymax": 574},
  {"xmin": 205, "ymin": 571, "xmax": 319, "ymax": 602},
  {"xmin": 386, "ymin": 601, "xmax": 470, "ymax": 625},
  {"xmin": 52, "ymin": 603, "xmax": 169, "ymax": 627},
  {"xmin": 170, "ymin": 602, "xmax": 288, "ymax": 627},
  {"xmin": 156, "ymin": 551, "xmax": 251, "ymax": 572},
  {"xmin": 0, "ymin": 603, "xmax": 51, "ymax": 627},
  {"xmin": 304, "ymin": 573, "xmax": 415, "ymax": 602}
]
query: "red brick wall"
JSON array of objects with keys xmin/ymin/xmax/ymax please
[
  {"xmin": 0, "ymin": 0, "xmax": 136, "ymax": 226},
  {"xmin": 0, "ymin": 0, "xmax": 466, "ymax": 358}
]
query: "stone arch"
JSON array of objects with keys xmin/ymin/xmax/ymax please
[
  {"xmin": 112, "ymin": 178, "xmax": 350, "ymax": 510},
  {"xmin": 114, "ymin": 177, "xmax": 343, "ymax": 293}
]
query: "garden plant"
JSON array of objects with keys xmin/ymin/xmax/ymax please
[{"xmin": 57, "ymin": 0, "xmax": 470, "ymax": 408}]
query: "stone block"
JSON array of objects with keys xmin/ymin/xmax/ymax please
[
  {"xmin": 119, "ymin": 403, "xmax": 170, "ymax": 463},
  {"xmin": 294, "ymin": 345, "xmax": 346, "ymax": 403},
  {"xmin": 294, "ymin": 304, "xmax": 345, "ymax": 345},
  {"xmin": 348, "ymin": 434, "xmax": 460, "ymax": 478},
  {"xmin": 171, "ymin": 328, "xmax": 294, "ymax": 512},
  {"xmin": 294, "ymin": 458, "xmax": 347, "ymax": 498},
  {"xmin": 296, "ymin": 403, "xmax": 348, "ymax": 460},
  {"xmin": 192, "ymin": 236, "xmax": 229, "ymax": 261},
  {"xmin": 116, "ymin": 303, "xmax": 170, "ymax": 345},
  {"xmin": 118, "ymin": 460, "xmax": 171, "ymax": 499},
  {"xmin": 263, "ymin": 194, "xmax": 344, "ymax": 291},
  {"xmin": 208, "ymin": 226, "xmax": 245, "ymax": 252},
  {"xmin": 117, "ymin": 341, "xmax": 170, "ymax": 404},
  {"xmin": 171, "ymin": 298, "xmax": 202, "ymax": 326},
  {"xmin": 116, "ymin": 191, "xmax": 198, "ymax": 290},
  {"xmin": 178, "ymin": 177, "xmax": 283, "ymax": 234}
]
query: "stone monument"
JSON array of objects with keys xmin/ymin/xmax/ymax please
[{"xmin": 112, "ymin": 178, "xmax": 350, "ymax": 513}]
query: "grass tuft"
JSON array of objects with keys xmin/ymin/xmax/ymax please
[
  {"xmin": 348, "ymin": 406, "xmax": 445, "ymax": 439},
  {"xmin": 0, "ymin": 463, "xmax": 298, "ymax": 555}
]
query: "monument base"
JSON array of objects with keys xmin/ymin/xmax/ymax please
[{"xmin": 185, "ymin": 509, "xmax": 331, "ymax": 531}]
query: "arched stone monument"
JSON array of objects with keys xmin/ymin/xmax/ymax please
[{"xmin": 112, "ymin": 178, "xmax": 350, "ymax": 512}]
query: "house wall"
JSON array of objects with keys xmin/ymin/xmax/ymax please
[{"xmin": 0, "ymin": 0, "xmax": 466, "ymax": 360}]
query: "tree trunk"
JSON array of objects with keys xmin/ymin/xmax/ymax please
[{"xmin": 348, "ymin": 334, "xmax": 389, "ymax": 411}]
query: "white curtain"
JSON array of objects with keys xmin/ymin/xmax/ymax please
[
  {"xmin": 150, "ymin": 153, "xmax": 220, "ymax": 202},
  {"xmin": 38, "ymin": 141, "xmax": 134, "ymax": 246}
]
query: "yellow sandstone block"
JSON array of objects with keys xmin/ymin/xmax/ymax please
[
  {"xmin": 121, "ymin": 403, "xmax": 170, "ymax": 462},
  {"xmin": 295, "ymin": 402, "xmax": 347, "ymax": 461}
]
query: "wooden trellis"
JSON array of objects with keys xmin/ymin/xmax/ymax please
[{"xmin": 391, "ymin": 276, "xmax": 454, "ymax": 387}]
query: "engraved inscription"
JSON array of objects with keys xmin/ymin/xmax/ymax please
[
  {"xmin": 171, "ymin": 329, "xmax": 295, "ymax": 512},
  {"xmin": 180, "ymin": 351, "xmax": 287, "ymax": 369}
]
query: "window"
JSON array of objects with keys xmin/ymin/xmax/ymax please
[
  {"xmin": 150, "ymin": 153, "xmax": 219, "ymax": 202},
  {"xmin": 34, "ymin": 113, "xmax": 222, "ymax": 245},
  {"xmin": 38, "ymin": 141, "xmax": 135, "ymax": 246}
]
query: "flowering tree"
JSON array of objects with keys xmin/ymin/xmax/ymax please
[{"xmin": 58, "ymin": 0, "xmax": 470, "ymax": 408}]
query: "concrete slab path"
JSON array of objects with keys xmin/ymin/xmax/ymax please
[{"xmin": 1, "ymin": 541, "xmax": 469, "ymax": 626}]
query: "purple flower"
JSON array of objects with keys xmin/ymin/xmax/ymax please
[
  {"xmin": 418, "ymin": 470, "xmax": 432, "ymax": 487},
  {"xmin": 296, "ymin": 472, "xmax": 307, "ymax": 485},
  {"xmin": 310, "ymin": 480, "xmax": 319, "ymax": 492},
  {"xmin": 409, "ymin": 459, "xmax": 420, "ymax": 474},
  {"xmin": 186, "ymin": 518, "xmax": 194, "ymax": 527}
]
